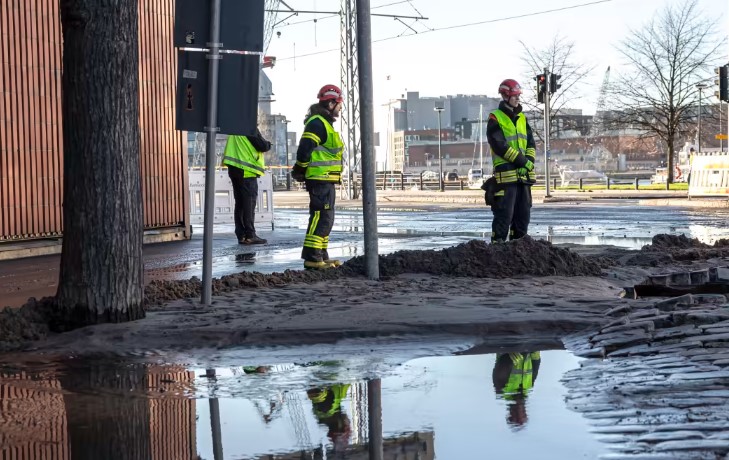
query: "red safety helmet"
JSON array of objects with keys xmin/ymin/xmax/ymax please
[
  {"xmin": 317, "ymin": 84, "xmax": 343, "ymax": 103},
  {"xmin": 498, "ymin": 79, "xmax": 522, "ymax": 98}
]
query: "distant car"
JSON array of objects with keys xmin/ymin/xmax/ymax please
[
  {"xmin": 444, "ymin": 172, "xmax": 459, "ymax": 181},
  {"xmin": 468, "ymin": 168, "xmax": 483, "ymax": 182}
]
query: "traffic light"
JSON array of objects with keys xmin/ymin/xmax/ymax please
[
  {"xmin": 550, "ymin": 74, "xmax": 562, "ymax": 94},
  {"xmin": 536, "ymin": 74, "xmax": 546, "ymax": 103},
  {"xmin": 716, "ymin": 65, "xmax": 729, "ymax": 102}
]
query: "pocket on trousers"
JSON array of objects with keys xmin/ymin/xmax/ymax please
[{"xmin": 309, "ymin": 184, "xmax": 330, "ymax": 211}]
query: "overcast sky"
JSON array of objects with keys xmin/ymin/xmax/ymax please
[{"xmin": 264, "ymin": 0, "xmax": 728, "ymax": 154}]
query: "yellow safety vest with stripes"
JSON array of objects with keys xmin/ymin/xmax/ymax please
[
  {"xmin": 222, "ymin": 135, "xmax": 266, "ymax": 178},
  {"xmin": 299, "ymin": 115, "xmax": 344, "ymax": 182},
  {"xmin": 309, "ymin": 384, "xmax": 351, "ymax": 418},
  {"xmin": 501, "ymin": 352, "xmax": 540, "ymax": 400},
  {"xmin": 490, "ymin": 109, "xmax": 536, "ymax": 185}
]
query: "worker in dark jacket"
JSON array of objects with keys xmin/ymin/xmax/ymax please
[
  {"xmin": 485, "ymin": 79, "xmax": 537, "ymax": 242},
  {"xmin": 223, "ymin": 128, "xmax": 271, "ymax": 244},
  {"xmin": 291, "ymin": 84, "xmax": 345, "ymax": 270}
]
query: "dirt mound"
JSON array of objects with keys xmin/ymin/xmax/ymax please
[
  {"xmin": 345, "ymin": 237, "xmax": 602, "ymax": 278},
  {"xmin": 643, "ymin": 234, "xmax": 710, "ymax": 251},
  {"xmin": 0, "ymin": 297, "xmax": 54, "ymax": 352}
]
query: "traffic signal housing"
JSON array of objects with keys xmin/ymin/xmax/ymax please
[
  {"xmin": 536, "ymin": 74, "xmax": 546, "ymax": 103},
  {"xmin": 717, "ymin": 65, "xmax": 729, "ymax": 102},
  {"xmin": 550, "ymin": 74, "xmax": 561, "ymax": 94}
]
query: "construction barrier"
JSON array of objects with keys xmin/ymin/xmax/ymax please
[
  {"xmin": 688, "ymin": 152, "xmax": 729, "ymax": 197},
  {"xmin": 188, "ymin": 169, "xmax": 274, "ymax": 228}
]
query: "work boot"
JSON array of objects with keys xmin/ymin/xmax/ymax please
[
  {"xmin": 242, "ymin": 235, "xmax": 267, "ymax": 245},
  {"xmin": 324, "ymin": 259, "xmax": 342, "ymax": 267},
  {"xmin": 304, "ymin": 260, "xmax": 330, "ymax": 270}
]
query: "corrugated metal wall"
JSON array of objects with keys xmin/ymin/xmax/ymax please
[{"xmin": 0, "ymin": 0, "xmax": 188, "ymax": 241}]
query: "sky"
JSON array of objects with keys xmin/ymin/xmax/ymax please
[{"xmin": 263, "ymin": 0, "xmax": 728, "ymax": 156}]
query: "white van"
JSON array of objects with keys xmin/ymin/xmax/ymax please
[{"xmin": 468, "ymin": 168, "xmax": 483, "ymax": 182}]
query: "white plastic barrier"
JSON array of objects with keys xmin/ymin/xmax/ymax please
[
  {"xmin": 189, "ymin": 168, "xmax": 274, "ymax": 229},
  {"xmin": 688, "ymin": 152, "xmax": 729, "ymax": 197}
]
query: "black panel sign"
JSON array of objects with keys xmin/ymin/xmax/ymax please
[{"xmin": 174, "ymin": 0, "xmax": 265, "ymax": 52}]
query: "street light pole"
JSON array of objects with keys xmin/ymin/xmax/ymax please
[
  {"xmin": 434, "ymin": 106, "xmax": 444, "ymax": 192},
  {"xmin": 283, "ymin": 118, "xmax": 291, "ymax": 191},
  {"xmin": 697, "ymin": 83, "xmax": 707, "ymax": 155}
]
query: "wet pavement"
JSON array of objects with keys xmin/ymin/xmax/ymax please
[{"xmin": 0, "ymin": 348, "xmax": 605, "ymax": 460}]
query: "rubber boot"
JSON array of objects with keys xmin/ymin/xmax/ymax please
[
  {"xmin": 304, "ymin": 260, "xmax": 330, "ymax": 270},
  {"xmin": 324, "ymin": 259, "xmax": 342, "ymax": 267}
]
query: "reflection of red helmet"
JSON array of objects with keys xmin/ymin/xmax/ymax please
[
  {"xmin": 498, "ymin": 79, "xmax": 522, "ymax": 98},
  {"xmin": 317, "ymin": 84, "xmax": 343, "ymax": 103}
]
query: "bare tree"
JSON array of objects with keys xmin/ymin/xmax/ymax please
[
  {"xmin": 607, "ymin": 0, "xmax": 723, "ymax": 183},
  {"xmin": 520, "ymin": 35, "xmax": 596, "ymax": 142},
  {"xmin": 56, "ymin": 0, "xmax": 144, "ymax": 328}
]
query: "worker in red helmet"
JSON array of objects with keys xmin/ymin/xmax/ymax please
[
  {"xmin": 291, "ymin": 84, "xmax": 345, "ymax": 269},
  {"xmin": 484, "ymin": 79, "xmax": 537, "ymax": 242}
]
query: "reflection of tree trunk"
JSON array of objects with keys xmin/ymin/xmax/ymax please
[{"xmin": 60, "ymin": 365, "xmax": 152, "ymax": 460}]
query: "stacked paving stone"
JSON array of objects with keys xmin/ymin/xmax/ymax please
[{"xmin": 562, "ymin": 268, "xmax": 729, "ymax": 459}]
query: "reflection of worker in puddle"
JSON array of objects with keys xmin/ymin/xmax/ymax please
[
  {"xmin": 492, "ymin": 351, "xmax": 541, "ymax": 428},
  {"xmin": 307, "ymin": 384, "xmax": 352, "ymax": 452}
]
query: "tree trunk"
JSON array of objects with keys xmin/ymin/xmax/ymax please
[
  {"xmin": 667, "ymin": 137, "xmax": 675, "ymax": 184},
  {"xmin": 56, "ymin": 0, "xmax": 144, "ymax": 328}
]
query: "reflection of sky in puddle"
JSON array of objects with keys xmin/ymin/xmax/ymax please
[{"xmin": 0, "ymin": 350, "xmax": 603, "ymax": 459}]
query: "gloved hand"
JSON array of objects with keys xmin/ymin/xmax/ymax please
[
  {"xmin": 524, "ymin": 160, "xmax": 534, "ymax": 171},
  {"xmin": 517, "ymin": 167, "xmax": 529, "ymax": 176},
  {"xmin": 291, "ymin": 164, "xmax": 306, "ymax": 182}
]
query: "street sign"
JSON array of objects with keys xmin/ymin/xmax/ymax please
[
  {"xmin": 175, "ymin": 50, "xmax": 259, "ymax": 136},
  {"xmin": 174, "ymin": 0, "xmax": 264, "ymax": 52},
  {"xmin": 716, "ymin": 134, "xmax": 728, "ymax": 140}
]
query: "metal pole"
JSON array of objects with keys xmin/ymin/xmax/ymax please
[
  {"xmin": 356, "ymin": 0, "xmax": 379, "ymax": 280},
  {"xmin": 201, "ymin": 0, "xmax": 222, "ymax": 305},
  {"xmin": 284, "ymin": 120, "xmax": 291, "ymax": 191},
  {"xmin": 437, "ymin": 111, "xmax": 443, "ymax": 192},
  {"xmin": 544, "ymin": 68, "xmax": 551, "ymax": 197},
  {"xmin": 479, "ymin": 103, "xmax": 483, "ymax": 175},
  {"xmin": 698, "ymin": 87, "xmax": 702, "ymax": 154},
  {"xmin": 367, "ymin": 379, "xmax": 383, "ymax": 460}
]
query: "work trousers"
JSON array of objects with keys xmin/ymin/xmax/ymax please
[
  {"xmin": 229, "ymin": 171, "xmax": 259, "ymax": 240},
  {"xmin": 490, "ymin": 183, "xmax": 532, "ymax": 242},
  {"xmin": 301, "ymin": 181, "xmax": 336, "ymax": 262}
]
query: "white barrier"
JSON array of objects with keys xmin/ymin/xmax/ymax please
[
  {"xmin": 688, "ymin": 152, "xmax": 729, "ymax": 197},
  {"xmin": 188, "ymin": 169, "xmax": 274, "ymax": 229}
]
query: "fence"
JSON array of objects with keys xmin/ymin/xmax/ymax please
[
  {"xmin": 689, "ymin": 152, "xmax": 729, "ymax": 197},
  {"xmin": 188, "ymin": 169, "xmax": 274, "ymax": 228}
]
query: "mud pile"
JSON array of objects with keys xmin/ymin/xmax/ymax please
[
  {"xmin": 345, "ymin": 236, "xmax": 603, "ymax": 278},
  {"xmin": 0, "ymin": 297, "xmax": 54, "ymax": 352},
  {"xmin": 638, "ymin": 234, "xmax": 729, "ymax": 264}
]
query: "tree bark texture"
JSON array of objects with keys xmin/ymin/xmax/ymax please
[{"xmin": 56, "ymin": 0, "xmax": 144, "ymax": 327}]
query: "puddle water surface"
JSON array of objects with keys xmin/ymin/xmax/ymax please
[{"xmin": 0, "ymin": 350, "xmax": 604, "ymax": 459}]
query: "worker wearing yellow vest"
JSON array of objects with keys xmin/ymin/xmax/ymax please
[
  {"xmin": 291, "ymin": 84, "xmax": 345, "ymax": 270},
  {"xmin": 222, "ymin": 128, "xmax": 271, "ymax": 244},
  {"xmin": 492, "ymin": 351, "xmax": 541, "ymax": 428},
  {"xmin": 485, "ymin": 79, "xmax": 537, "ymax": 242},
  {"xmin": 307, "ymin": 384, "xmax": 352, "ymax": 452}
]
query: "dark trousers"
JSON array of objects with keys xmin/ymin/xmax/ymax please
[
  {"xmin": 301, "ymin": 181, "xmax": 336, "ymax": 262},
  {"xmin": 229, "ymin": 170, "xmax": 259, "ymax": 240},
  {"xmin": 490, "ymin": 183, "xmax": 532, "ymax": 242}
]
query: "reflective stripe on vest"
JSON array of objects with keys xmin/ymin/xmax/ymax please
[
  {"xmin": 222, "ymin": 135, "xmax": 266, "ymax": 178},
  {"xmin": 501, "ymin": 352, "xmax": 538, "ymax": 399},
  {"xmin": 491, "ymin": 109, "xmax": 528, "ymax": 184},
  {"xmin": 305, "ymin": 115, "xmax": 344, "ymax": 182}
]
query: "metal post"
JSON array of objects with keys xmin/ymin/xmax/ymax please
[
  {"xmin": 436, "ymin": 108, "xmax": 444, "ymax": 192},
  {"xmin": 544, "ymin": 68, "xmax": 551, "ymax": 197},
  {"xmin": 356, "ymin": 0, "xmax": 379, "ymax": 280},
  {"xmin": 201, "ymin": 0, "xmax": 222, "ymax": 305},
  {"xmin": 697, "ymin": 85, "xmax": 704, "ymax": 154},
  {"xmin": 367, "ymin": 379, "xmax": 383, "ymax": 460},
  {"xmin": 284, "ymin": 119, "xmax": 291, "ymax": 191}
]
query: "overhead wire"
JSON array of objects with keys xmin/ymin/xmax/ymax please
[{"xmin": 276, "ymin": 0, "xmax": 615, "ymax": 61}]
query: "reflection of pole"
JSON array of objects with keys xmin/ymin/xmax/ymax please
[
  {"xmin": 201, "ymin": 0, "xmax": 222, "ymax": 305},
  {"xmin": 210, "ymin": 398, "xmax": 224, "ymax": 460},
  {"xmin": 356, "ymin": 0, "xmax": 379, "ymax": 280},
  {"xmin": 367, "ymin": 379, "xmax": 383, "ymax": 460}
]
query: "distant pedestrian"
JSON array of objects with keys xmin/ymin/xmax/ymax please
[
  {"xmin": 223, "ymin": 128, "xmax": 271, "ymax": 244},
  {"xmin": 485, "ymin": 79, "xmax": 537, "ymax": 242},
  {"xmin": 291, "ymin": 84, "xmax": 345, "ymax": 270}
]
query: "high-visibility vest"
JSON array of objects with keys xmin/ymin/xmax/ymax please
[
  {"xmin": 223, "ymin": 135, "xmax": 266, "ymax": 178},
  {"xmin": 302, "ymin": 115, "xmax": 344, "ymax": 182},
  {"xmin": 309, "ymin": 384, "xmax": 351, "ymax": 418},
  {"xmin": 501, "ymin": 352, "xmax": 540, "ymax": 399},
  {"xmin": 490, "ymin": 110, "xmax": 535, "ymax": 184}
]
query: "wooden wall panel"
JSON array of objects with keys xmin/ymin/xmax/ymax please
[{"xmin": 0, "ymin": 0, "xmax": 187, "ymax": 241}]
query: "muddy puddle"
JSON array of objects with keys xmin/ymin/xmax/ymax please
[{"xmin": 0, "ymin": 349, "xmax": 604, "ymax": 459}]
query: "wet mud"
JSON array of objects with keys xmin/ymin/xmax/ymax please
[{"xmin": 0, "ymin": 234, "xmax": 721, "ymax": 353}]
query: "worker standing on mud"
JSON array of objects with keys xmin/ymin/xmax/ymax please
[
  {"xmin": 492, "ymin": 351, "xmax": 541, "ymax": 428},
  {"xmin": 308, "ymin": 384, "xmax": 352, "ymax": 452},
  {"xmin": 291, "ymin": 84, "xmax": 345, "ymax": 270},
  {"xmin": 484, "ymin": 79, "xmax": 537, "ymax": 242}
]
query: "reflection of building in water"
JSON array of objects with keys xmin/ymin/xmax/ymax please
[{"xmin": 0, "ymin": 366, "xmax": 196, "ymax": 460}]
